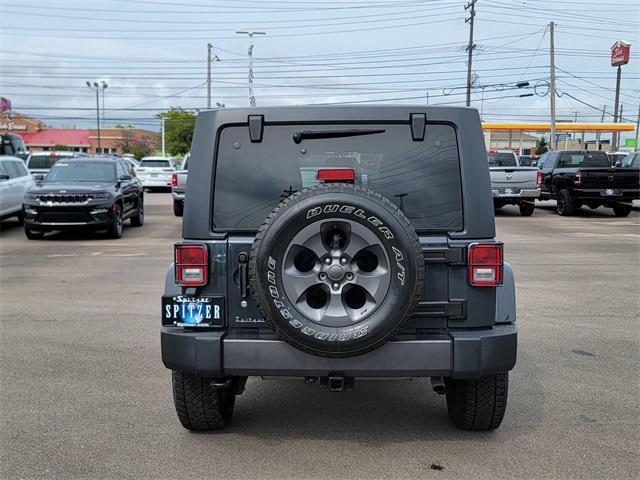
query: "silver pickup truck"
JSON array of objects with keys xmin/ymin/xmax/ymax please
[
  {"xmin": 488, "ymin": 150, "xmax": 541, "ymax": 216},
  {"xmin": 171, "ymin": 153, "xmax": 188, "ymax": 217}
]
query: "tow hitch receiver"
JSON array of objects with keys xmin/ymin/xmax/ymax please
[{"xmin": 320, "ymin": 375, "xmax": 354, "ymax": 392}]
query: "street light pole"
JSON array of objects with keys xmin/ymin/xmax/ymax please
[
  {"xmin": 100, "ymin": 81, "xmax": 108, "ymax": 128},
  {"xmin": 87, "ymin": 81, "xmax": 101, "ymax": 152}
]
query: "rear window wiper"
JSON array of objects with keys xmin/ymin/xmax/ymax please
[{"xmin": 293, "ymin": 128, "xmax": 385, "ymax": 144}]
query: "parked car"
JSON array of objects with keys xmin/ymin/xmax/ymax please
[
  {"xmin": 607, "ymin": 151, "xmax": 629, "ymax": 167},
  {"xmin": 537, "ymin": 150, "xmax": 640, "ymax": 216},
  {"xmin": 0, "ymin": 133, "xmax": 29, "ymax": 161},
  {"xmin": 171, "ymin": 153, "xmax": 189, "ymax": 216},
  {"xmin": 122, "ymin": 153, "xmax": 140, "ymax": 166},
  {"xmin": 161, "ymin": 106, "xmax": 517, "ymax": 432},
  {"xmin": 22, "ymin": 156, "xmax": 144, "ymax": 239},
  {"xmin": 135, "ymin": 156, "xmax": 176, "ymax": 190},
  {"xmin": 0, "ymin": 156, "xmax": 34, "ymax": 222},
  {"xmin": 487, "ymin": 150, "xmax": 541, "ymax": 216},
  {"xmin": 26, "ymin": 151, "xmax": 82, "ymax": 180}
]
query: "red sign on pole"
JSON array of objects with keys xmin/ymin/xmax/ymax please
[{"xmin": 611, "ymin": 41, "xmax": 630, "ymax": 67}]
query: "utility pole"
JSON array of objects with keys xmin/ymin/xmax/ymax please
[
  {"xmin": 464, "ymin": 0, "xmax": 477, "ymax": 107},
  {"xmin": 207, "ymin": 43, "xmax": 212, "ymax": 109},
  {"xmin": 549, "ymin": 21, "xmax": 557, "ymax": 151},
  {"xmin": 611, "ymin": 65, "xmax": 622, "ymax": 152},
  {"xmin": 236, "ymin": 30, "xmax": 266, "ymax": 107},
  {"xmin": 161, "ymin": 115, "xmax": 166, "ymax": 157},
  {"xmin": 596, "ymin": 105, "xmax": 606, "ymax": 150},
  {"xmin": 635, "ymin": 102, "xmax": 640, "ymax": 151},
  {"xmin": 206, "ymin": 44, "xmax": 221, "ymax": 110}
]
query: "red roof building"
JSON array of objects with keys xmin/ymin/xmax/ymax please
[
  {"xmin": 0, "ymin": 112, "xmax": 158, "ymax": 155},
  {"xmin": 20, "ymin": 129, "xmax": 91, "ymax": 152}
]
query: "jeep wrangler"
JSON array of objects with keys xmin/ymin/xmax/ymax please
[{"xmin": 161, "ymin": 106, "xmax": 517, "ymax": 431}]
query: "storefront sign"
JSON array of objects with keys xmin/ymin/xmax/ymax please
[
  {"xmin": 611, "ymin": 41, "xmax": 631, "ymax": 67},
  {"xmin": 0, "ymin": 122, "xmax": 27, "ymax": 131}
]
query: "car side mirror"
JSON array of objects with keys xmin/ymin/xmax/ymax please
[
  {"xmin": 119, "ymin": 174, "xmax": 132, "ymax": 181},
  {"xmin": 0, "ymin": 174, "xmax": 9, "ymax": 181}
]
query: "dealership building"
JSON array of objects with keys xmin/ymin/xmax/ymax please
[{"xmin": 0, "ymin": 112, "xmax": 157, "ymax": 155}]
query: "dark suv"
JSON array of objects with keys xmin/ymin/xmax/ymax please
[
  {"xmin": 161, "ymin": 107, "xmax": 517, "ymax": 431},
  {"xmin": 23, "ymin": 156, "xmax": 144, "ymax": 239}
]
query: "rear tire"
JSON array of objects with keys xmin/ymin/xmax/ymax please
[
  {"xmin": 171, "ymin": 371, "xmax": 236, "ymax": 431},
  {"xmin": 518, "ymin": 202, "xmax": 535, "ymax": 216},
  {"xmin": 173, "ymin": 199, "xmax": 184, "ymax": 217},
  {"xmin": 130, "ymin": 197, "xmax": 144, "ymax": 227},
  {"xmin": 24, "ymin": 227, "xmax": 44, "ymax": 240},
  {"xmin": 445, "ymin": 372, "xmax": 509, "ymax": 431},
  {"xmin": 612, "ymin": 204, "xmax": 632, "ymax": 217},
  {"xmin": 556, "ymin": 189, "xmax": 575, "ymax": 216},
  {"xmin": 16, "ymin": 211, "xmax": 24, "ymax": 225}
]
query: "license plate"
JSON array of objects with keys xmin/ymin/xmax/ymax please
[
  {"xmin": 601, "ymin": 189, "xmax": 622, "ymax": 197},
  {"xmin": 162, "ymin": 296, "xmax": 224, "ymax": 327},
  {"xmin": 500, "ymin": 187, "xmax": 520, "ymax": 195},
  {"xmin": 150, "ymin": 173, "xmax": 159, "ymax": 177}
]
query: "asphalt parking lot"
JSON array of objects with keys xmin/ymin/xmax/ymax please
[{"xmin": 1, "ymin": 193, "xmax": 638, "ymax": 479}]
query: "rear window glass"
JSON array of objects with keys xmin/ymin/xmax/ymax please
[
  {"xmin": 558, "ymin": 152, "xmax": 609, "ymax": 168},
  {"xmin": 213, "ymin": 123, "xmax": 463, "ymax": 231},
  {"xmin": 29, "ymin": 154, "xmax": 71, "ymax": 169},
  {"xmin": 487, "ymin": 153, "xmax": 517, "ymax": 167},
  {"xmin": 620, "ymin": 152, "xmax": 638, "ymax": 168},
  {"xmin": 140, "ymin": 160, "xmax": 171, "ymax": 168}
]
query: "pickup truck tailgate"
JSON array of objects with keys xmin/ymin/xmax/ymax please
[
  {"xmin": 581, "ymin": 168, "xmax": 639, "ymax": 189},
  {"xmin": 490, "ymin": 167, "xmax": 538, "ymax": 189}
]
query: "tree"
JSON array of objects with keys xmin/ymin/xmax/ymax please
[
  {"xmin": 128, "ymin": 135, "xmax": 155, "ymax": 159},
  {"xmin": 116, "ymin": 129, "xmax": 134, "ymax": 153},
  {"xmin": 535, "ymin": 136, "xmax": 549, "ymax": 155},
  {"xmin": 157, "ymin": 108, "xmax": 197, "ymax": 156}
]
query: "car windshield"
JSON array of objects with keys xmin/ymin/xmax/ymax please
[
  {"xmin": 487, "ymin": 153, "xmax": 517, "ymax": 167},
  {"xmin": 45, "ymin": 162, "xmax": 116, "ymax": 182},
  {"xmin": 140, "ymin": 160, "xmax": 171, "ymax": 168},
  {"xmin": 558, "ymin": 152, "xmax": 609, "ymax": 168},
  {"xmin": 29, "ymin": 154, "xmax": 73, "ymax": 169},
  {"xmin": 214, "ymin": 123, "xmax": 463, "ymax": 231}
]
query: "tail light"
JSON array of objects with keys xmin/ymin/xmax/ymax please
[
  {"xmin": 175, "ymin": 244, "xmax": 208, "ymax": 286},
  {"xmin": 316, "ymin": 168, "xmax": 355, "ymax": 183},
  {"xmin": 171, "ymin": 173, "xmax": 178, "ymax": 188},
  {"xmin": 536, "ymin": 170, "xmax": 543, "ymax": 187},
  {"xmin": 468, "ymin": 243, "xmax": 503, "ymax": 287},
  {"xmin": 574, "ymin": 170, "xmax": 582, "ymax": 186}
]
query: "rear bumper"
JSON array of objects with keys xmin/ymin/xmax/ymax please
[
  {"xmin": 171, "ymin": 190, "xmax": 185, "ymax": 201},
  {"xmin": 492, "ymin": 188, "xmax": 540, "ymax": 199},
  {"xmin": 141, "ymin": 179, "xmax": 172, "ymax": 188},
  {"xmin": 571, "ymin": 189, "xmax": 639, "ymax": 202},
  {"xmin": 161, "ymin": 323, "xmax": 517, "ymax": 379}
]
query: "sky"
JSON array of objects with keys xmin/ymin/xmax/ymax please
[{"xmin": 1, "ymin": 0, "xmax": 639, "ymax": 142}]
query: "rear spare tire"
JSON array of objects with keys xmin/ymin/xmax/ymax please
[{"xmin": 249, "ymin": 184, "xmax": 424, "ymax": 358}]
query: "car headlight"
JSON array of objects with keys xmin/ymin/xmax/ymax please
[{"xmin": 90, "ymin": 193, "xmax": 111, "ymax": 199}]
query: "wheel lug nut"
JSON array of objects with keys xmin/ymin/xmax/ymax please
[
  {"xmin": 319, "ymin": 272, "xmax": 327, "ymax": 280},
  {"xmin": 324, "ymin": 257, "xmax": 332, "ymax": 265},
  {"xmin": 346, "ymin": 272, "xmax": 354, "ymax": 280},
  {"xmin": 340, "ymin": 257, "xmax": 348, "ymax": 265},
  {"xmin": 332, "ymin": 282, "xmax": 340, "ymax": 290}
]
